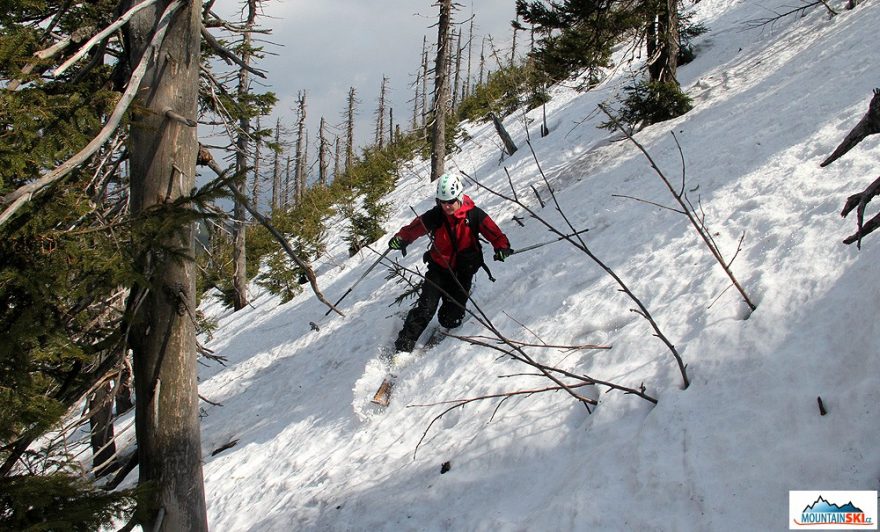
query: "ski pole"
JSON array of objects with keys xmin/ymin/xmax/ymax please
[
  {"xmin": 324, "ymin": 247, "xmax": 392, "ymax": 316},
  {"xmin": 512, "ymin": 227, "xmax": 590, "ymax": 255}
]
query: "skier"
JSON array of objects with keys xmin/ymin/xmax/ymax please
[{"xmin": 387, "ymin": 172, "xmax": 512, "ymax": 353}]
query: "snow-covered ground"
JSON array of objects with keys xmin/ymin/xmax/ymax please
[{"xmin": 130, "ymin": 1, "xmax": 880, "ymax": 529}]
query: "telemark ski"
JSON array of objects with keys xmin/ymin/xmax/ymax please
[
  {"xmin": 370, "ymin": 326, "xmax": 450, "ymax": 407},
  {"xmin": 371, "ymin": 375, "xmax": 395, "ymax": 406}
]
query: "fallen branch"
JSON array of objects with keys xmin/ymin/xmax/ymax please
[
  {"xmin": 821, "ymin": 88, "xmax": 880, "ymax": 168},
  {"xmin": 461, "ymin": 145, "xmax": 690, "ymax": 389},
  {"xmin": 599, "ymin": 104, "xmax": 756, "ymax": 313},
  {"xmin": 409, "ymin": 381, "xmax": 596, "ymax": 459},
  {"xmin": 455, "ymin": 333, "xmax": 611, "ymax": 352},
  {"xmin": 841, "ymin": 174, "xmax": 880, "ymax": 247}
]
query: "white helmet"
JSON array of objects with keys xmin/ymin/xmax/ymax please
[{"xmin": 435, "ymin": 172, "xmax": 463, "ymax": 202}]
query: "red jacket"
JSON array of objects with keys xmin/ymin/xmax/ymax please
[{"xmin": 396, "ymin": 195, "xmax": 510, "ymax": 269}]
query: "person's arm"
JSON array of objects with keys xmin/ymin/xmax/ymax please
[{"xmin": 478, "ymin": 214, "xmax": 510, "ymax": 250}]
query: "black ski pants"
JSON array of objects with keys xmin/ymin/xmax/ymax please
[{"xmin": 394, "ymin": 262, "xmax": 473, "ymax": 352}]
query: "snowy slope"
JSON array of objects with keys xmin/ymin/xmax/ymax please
[{"xmin": 185, "ymin": 1, "xmax": 880, "ymax": 530}]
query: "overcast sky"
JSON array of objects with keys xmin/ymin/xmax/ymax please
[{"xmin": 215, "ymin": 0, "xmax": 520, "ymax": 173}]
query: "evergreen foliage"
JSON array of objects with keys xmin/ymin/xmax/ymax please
[
  {"xmin": 0, "ymin": 0, "xmax": 143, "ymax": 523},
  {"xmin": 457, "ymin": 63, "xmax": 549, "ymax": 122},
  {"xmin": 0, "ymin": 474, "xmax": 137, "ymax": 530},
  {"xmin": 601, "ymin": 79, "xmax": 693, "ymax": 130},
  {"xmin": 516, "ymin": 0, "xmax": 644, "ymax": 84}
]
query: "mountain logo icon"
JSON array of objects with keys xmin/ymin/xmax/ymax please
[{"xmin": 792, "ymin": 493, "xmax": 876, "ymax": 528}]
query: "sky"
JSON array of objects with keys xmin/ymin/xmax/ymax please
[
  {"xmin": 215, "ymin": 0, "xmax": 520, "ymax": 167},
  {"xmin": 106, "ymin": 0, "xmax": 880, "ymax": 529}
]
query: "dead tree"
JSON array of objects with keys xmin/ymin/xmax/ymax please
[
  {"xmin": 452, "ymin": 28, "xmax": 462, "ymax": 111},
  {"xmin": 821, "ymin": 89, "xmax": 880, "ymax": 246},
  {"xmin": 318, "ymin": 116, "xmax": 329, "ymax": 186},
  {"xmin": 421, "ymin": 36, "xmax": 430, "ymax": 131},
  {"xmin": 251, "ymin": 115, "xmax": 263, "ymax": 212},
  {"xmin": 333, "ymin": 136, "xmax": 341, "ymax": 181},
  {"xmin": 489, "ymin": 112, "xmax": 518, "ymax": 156},
  {"xmin": 344, "ymin": 87, "xmax": 357, "ymax": 173},
  {"xmin": 272, "ymin": 117, "xmax": 283, "ymax": 210},
  {"xmin": 124, "ymin": 0, "xmax": 208, "ymax": 528},
  {"xmin": 294, "ymin": 90, "xmax": 307, "ymax": 203},
  {"xmin": 374, "ymin": 76, "xmax": 388, "ymax": 148},
  {"xmin": 462, "ymin": 139, "xmax": 691, "ymax": 389},
  {"xmin": 431, "ymin": 0, "xmax": 453, "ymax": 181},
  {"xmin": 229, "ymin": 0, "xmax": 260, "ymax": 312}
]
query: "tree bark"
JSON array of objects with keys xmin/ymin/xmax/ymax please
[
  {"xmin": 648, "ymin": 0, "xmax": 680, "ymax": 85},
  {"xmin": 123, "ymin": 0, "xmax": 208, "ymax": 529},
  {"xmin": 430, "ymin": 0, "xmax": 452, "ymax": 181},
  {"xmin": 89, "ymin": 381, "xmax": 116, "ymax": 478},
  {"xmin": 489, "ymin": 112, "xmax": 518, "ymax": 155}
]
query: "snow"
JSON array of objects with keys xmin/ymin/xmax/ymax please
[{"xmin": 132, "ymin": 1, "xmax": 880, "ymax": 529}]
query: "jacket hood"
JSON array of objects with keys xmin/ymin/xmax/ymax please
[{"xmin": 452, "ymin": 194, "xmax": 475, "ymax": 219}]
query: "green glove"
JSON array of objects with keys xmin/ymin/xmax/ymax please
[
  {"xmin": 389, "ymin": 236, "xmax": 408, "ymax": 254},
  {"xmin": 493, "ymin": 247, "xmax": 513, "ymax": 262}
]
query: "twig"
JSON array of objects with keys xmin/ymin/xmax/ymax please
[
  {"xmin": 461, "ymin": 334, "xmax": 611, "ymax": 352},
  {"xmin": 611, "ymin": 194, "xmax": 685, "ymax": 214},
  {"xmin": 53, "ymin": 0, "xmax": 160, "ymax": 77},
  {"xmin": 409, "ymin": 382, "xmax": 596, "ymax": 459},
  {"xmin": 201, "ymin": 25, "xmax": 267, "ymax": 79}
]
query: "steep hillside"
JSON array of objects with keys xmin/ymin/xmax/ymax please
[{"xmin": 185, "ymin": 1, "xmax": 880, "ymax": 529}]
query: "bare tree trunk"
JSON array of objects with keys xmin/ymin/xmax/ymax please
[
  {"xmin": 648, "ymin": 0, "xmax": 680, "ymax": 85},
  {"xmin": 284, "ymin": 154, "xmax": 291, "ymax": 207},
  {"xmin": 421, "ymin": 37, "xmax": 429, "ymax": 131},
  {"xmin": 300, "ymin": 131, "xmax": 309, "ymax": 199},
  {"xmin": 89, "ymin": 380, "xmax": 115, "ymax": 478},
  {"xmin": 318, "ymin": 116, "xmax": 328, "ymax": 186},
  {"xmin": 333, "ymin": 136, "xmax": 341, "ymax": 181},
  {"xmin": 345, "ymin": 87, "xmax": 356, "ymax": 172},
  {"xmin": 124, "ymin": 0, "xmax": 208, "ymax": 529},
  {"xmin": 272, "ymin": 117, "xmax": 282, "ymax": 210},
  {"xmin": 430, "ymin": 0, "xmax": 452, "ymax": 182},
  {"xmin": 464, "ymin": 16, "xmax": 473, "ymax": 101},
  {"xmin": 388, "ymin": 107, "xmax": 394, "ymax": 145},
  {"xmin": 294, "ymin": 90, "xmax": 307, "ymax": 202},
  {"xmin": 478, "ymin": 36, "xmax": 486, "ymax": 87},
  {"xmin": 412, "ymin": 69, "xmax": 420, "ymax": 130},
  {"xmin": 452, "ymin": 28, "xmax": 461, "ymax": 111},
  {"xmin": 374, "ymin": 76, "xmax": 387, "ymax": 148},
  {"xmin": 510, "ymin": 15, "xmax": 519, "ymax": 68},
  {"xmin": 230, "ymin": 0, "xmax": 259, "ymax": 311},
  {"xmin": 490, "ymin": 112, "xmax": 518, "ymax": 155},
  {"xmin": 251, "ymin": 115, "xmax": 262, "ymax": 214}
]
